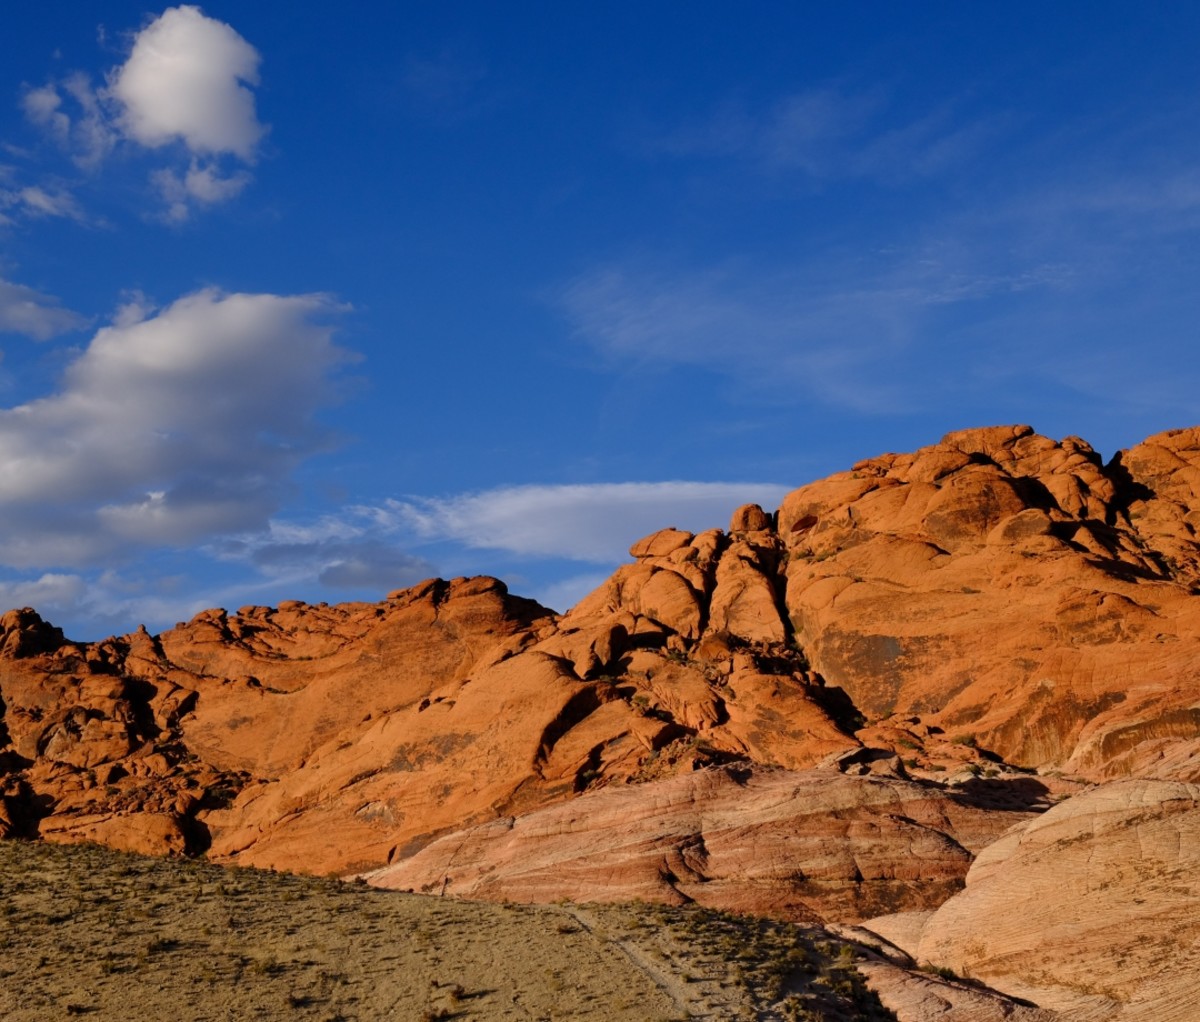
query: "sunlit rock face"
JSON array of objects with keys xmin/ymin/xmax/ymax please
[
  {"xmin": 777, "ymin": 425, "xmax": 1200, "ymax": 780},
  {"xmin": 913, "ymin": 779, "xmax": 1200, "ymax": 1020},
  {"xmin": 0, "ymin": 425, "xmax": 1196, "ymax": 893}
]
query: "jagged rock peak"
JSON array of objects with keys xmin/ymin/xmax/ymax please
[{"xmin": 0, "ymin": 607, "xmax": 67, "ymax": 659}]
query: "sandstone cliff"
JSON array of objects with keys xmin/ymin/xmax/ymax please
[{"xmin": 0, "ymin": 424, "xmax": 1196, "ymax": 892}]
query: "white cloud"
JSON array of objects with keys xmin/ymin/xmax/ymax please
[
  {"xmin": 387, "ymin": 481, "xmax": 792, "ymax": 562},
  {"xmin": 0, "ymin": 572, "xmax": 87, "ymax": 610},
  {"xmin": 110, "ymin": 6, "xmax": 265, "ymax": 160},
  {"xmin": 1, "ymin": 180, "xmax": 87, "ymax": 224},
  {"xmin": 21, "ymin": 73, "xmax": 116, "ymax": 167},
  {"xmin": 21, "ymin": 85, "xmax": 70, "ymax": 143},
  {"xmin": 0, "ymin": 567, "xmax": 234, "ymax": 639},
  {"xmin": 0, "ymin": 288, "xmax": 349, "ymax": 567},
  {"xmin": 222, "ymin": 518, "xmax": 437, "ymax": 593},
  {"xmin": 151, "ymin": 161, "xmax": 251, "ymax": 222},
  {"xmin": 20, "ymin": 7, "xmax": 264, "ymax": 219},
  {"xmin": 0, "ymin": 276, "xmax": 88, "ymax": 340},
  {"xmin": 11, "ymin": 185, "xmax": 85, "ymax": 221}
]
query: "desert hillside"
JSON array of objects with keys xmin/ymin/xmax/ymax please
[
  {"xmin": 0, "ymin": 839, "xmax": 894, "ymax": 1021},
  {"xmin": 2, "ymin": 424, "xmax": 1199, "ymax": 1019}
]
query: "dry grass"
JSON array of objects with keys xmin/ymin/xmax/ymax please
[{"xmin": 0, "ymin": 841, "xmax": 893, "ymax": 1021}]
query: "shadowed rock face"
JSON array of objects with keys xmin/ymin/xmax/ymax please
[{"xmin": 0, "ymin": 425, "xmax": 1197, "ymax": 888}]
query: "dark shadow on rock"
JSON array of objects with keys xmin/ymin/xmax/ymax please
[
  {"xmin": 949, "ymin": 776, "xmax": 1051, "ymax": 813},
  {"xmin": 3, "ymin": 781, "xmax": 55, "ymax": 838},
  {"xmin": 181, "ymin": 813, "xmax": 212, "ymax": 857},
  {"xmin": 810, "ymin": 682, "xmax": 867, "ymax": 734}
]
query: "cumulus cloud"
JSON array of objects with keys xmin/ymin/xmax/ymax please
[
  {"xmin": 151, "ymin": 161, "xmax": 251, "ymax": 222},
  {"xmin": 21, "ymin": 7, "xmax": 265, "ymax": 219},
  {"xmin": 387, "ymin": 481, "xmax": 792, "ymax": 562},
  {"xmin": 0, "ymin": 276, "xmax": 88, "ymax": 339},
  {"xmin": 0, "ymin": 288, "xmax": 348, "ymax": 568},
  {"xmin": 0, "ymin": 567, "xmax": 238, "ymax": 639},
  {"xmin": 109, "ymin": 5, "xmax": 264, "ymax": 159},
  {"xmin": 0, "ymin": 572, "xmax": 87, "ymax": 611}
]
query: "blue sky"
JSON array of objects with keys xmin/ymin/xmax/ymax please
[{"xmin": 1, "ymin": 3, "xmax": 1197, "ymax": 638}]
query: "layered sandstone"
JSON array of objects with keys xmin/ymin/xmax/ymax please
[
  {"xmin": 910, "ymin": 779, "xmax": 1200, "ymax": 1020},
  {"xmin": 365, "ymin": 757, "xmax": 1036, "ymax": 922}
]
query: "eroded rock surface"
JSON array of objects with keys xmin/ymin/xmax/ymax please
[
  {"xmin": 913, "ymin": 779, "xmax": 1200, "ymax": 1021},
  {"xmin": 365, "ymin": 760, "xmax": 1034, "ymax": 923},
  {"xmin": 1, "ymin": 424, "xmax": 1198, "ymax": 898},
  {"xmin": 778, "ymin": 425, "xmax": 1200, "ymax": 779}
]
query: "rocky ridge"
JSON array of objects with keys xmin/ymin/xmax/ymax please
[{"xmin": 1, "ymin": 424, "xmax": 1199, "ymax": 1018}]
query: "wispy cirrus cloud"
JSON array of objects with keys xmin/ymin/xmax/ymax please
[
  {"xmin": 382, "ymin": 481, "xmax": 791, "ymax": 561},
  {"xmin": 558, "ymin": 247, "xmax": 1076, "ymax": 414},
  {"xmin": 220, "ymin": 477, "xmax": 788, "ymax": 587},
  {"xmin": 207, "ymin": 479, "xmax": 790, "ymax": 618},
  {"xmin": 0, "ymin": 276, "xmax": 88, "ymax": 339},
  {"xmin": 650, "ymin": 85, "xmax": 1006, "ymax": 185},
  {"xmin": 9, "ymin": 184, "xmax": 85, "ymax": 220},
  {"xmin": 569, "ymin": 69, "xmax": 1200, "ymax": 423},
  {"xmin": 2, "ymin": 470, "xmax": 792, "ymax": 632}
]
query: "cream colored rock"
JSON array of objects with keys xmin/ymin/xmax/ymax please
[
  {"xmin": 858, "ymin": 960, "xmax": 1059, "ymax": 1021},
  {"xmin": 917, "ymin": 779, "xmax": 1200, "ymax": 1020}
]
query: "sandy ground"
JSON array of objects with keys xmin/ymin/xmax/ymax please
[{"xmin": 0, "ymin": 841, "xmax": 893, "ymax": 1021}]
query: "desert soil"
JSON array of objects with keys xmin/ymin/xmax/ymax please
[{"xmin": 0, "ymin": 841, "xmax": 891, "ymax": 1021}]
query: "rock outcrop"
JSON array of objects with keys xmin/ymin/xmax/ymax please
[
  {"xmin": 365, "ymin": 760, "xmax": 1036, "ymax": 923},
  {"xmin": 778, "ymin": 425, "xmax": 1200, "ymax": 779},
  {"xmin": 910, "ymin": 779, "xmax": 1200, "ymax": 1020},
  {"xmin": 0, "ymin": 565, "xmax": 852, "ymax": 873},
  {"xmin": 1, "ymin": 423, "xmax": 1198, "ymax": 890}
]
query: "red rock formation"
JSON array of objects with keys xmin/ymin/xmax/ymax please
[
  {"xmin": 778, "ymin": 425, "xmax": 1200, "ymax": 779},
  {"xmin": 364, "ymin": 758, "xmax": 1034, "ymax": 923},
  {"xmin": 0, "ymin": 562, "xmax": 851, "ymax": 872},
  {"xmin": 1, "ymin": 424, "xmax": 1197, "ymax": 896}
]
